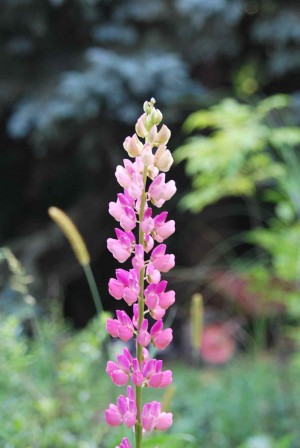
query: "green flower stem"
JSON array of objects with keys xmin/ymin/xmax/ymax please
[
  {"xmin": 135, "ymin": 166, "xmax": 148, "ymax": 448},
  {"xmin": 82, "ymin": 263, "xmax": 103, "ymax": 314}
]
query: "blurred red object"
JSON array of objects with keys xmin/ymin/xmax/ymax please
[{"xmin": 200, "ymin": 323, "xmax": 236, "ymax": 364}]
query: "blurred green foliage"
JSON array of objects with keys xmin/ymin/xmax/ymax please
[
  {"xmin": 0, "ymin": 311, "xmax": 111, "ymax": 447},
  {"xmin": 1, "ymin": 310, "xmax": 299, "ymax": 447},
  {"xmin": 0, "ymin": 247, "xmax": 36, "ymax": 319}
]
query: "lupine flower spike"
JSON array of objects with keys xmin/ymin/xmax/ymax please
[{"xmin": 105, "ymin": 99, "xmax": 175, "ymax": 448}]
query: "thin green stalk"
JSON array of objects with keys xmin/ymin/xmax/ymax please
[
  {"xmin": 135, "ymin": 166, "xmax": 148, "ymax": 448},
  {"xmin": 82, "ymin": 263, "xmax": 103, "ymax": 314}
]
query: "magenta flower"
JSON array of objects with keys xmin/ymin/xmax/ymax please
[
  {"xmin": 150, "ymin": 319, "xmax": 173, "ymax": 350},
  {"xmin": 148, "ymin": 173, "xmax": 176, "ymax": 207},
  {"xmin": 145, "ymin": 281, "xmax": 175, "ymax": 320},
  {"xmin": 105, "ymin": 99, "xmax": 175, "ymax": 448},
  {"xmin": 106, "ymin": 310, "xmax": 134, "ymax": 342},
  {"xmin": 150, "ymin": 244, "xmax": 175, "ymax": 272},
  {"xmin": 117, "ymin": 438, "xmax": 132, "ymax": 448},
  {"xmin": 116, "ymin": 437, "xmax": 132, "ymax": 448},
  {"xmin": 141, "ymin": 401, "xmax": 173, "ymax": 432},
  {"xmin": 108, "ymin": 268, "xmax": 140, "ymax": 306},
  {"xmin": 106, "ymin": 348, "xmax": 133, "ymax": 386},
  {"xmin": 107, "ymin": 229, "xmax": 135, "ymax": 263},
  {"xmin": 152, "ymin": 211, "xmax": 175, "ymax": 242},
  {"xmin": 105, "ymin": 386, "xmax": 137, "ymax": 428}
]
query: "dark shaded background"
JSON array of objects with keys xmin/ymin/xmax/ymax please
[{"xmin": 1, "ymin": 0, "xmax": 300, "ymax": 326}]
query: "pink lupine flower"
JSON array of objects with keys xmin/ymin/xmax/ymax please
[
  {"xmin": 146, "ymin": 262, "xmax": 161, "ymax": 284},
  {"xmin": 115, "ymin": 163, "xmax": 132, "ymax": 189},
  {"xmin": 105, "ymin": 386, "xmax": 137, "ymax": 428},
  {"xmin": 108, "ymin": 194, "xmax": 136, "ymax": 232},
  {"xmin": 106, "ymin": 348, "xmax": 132, "ymax": 386},
  {"xmin": 107, "ymin": 229, "xmax": 135, "ymax": 263},
  {"xmin": 123, "ymin": 134, "xmax": 143, "ymax": 157},
  {"xmin": 132, "ymin": 244, "xmax": 144, "ymax": 271},
  {"xmin": 141, "ymin": 401, "xmax": 173, "ymax": 432},
  {"xmin": 145, "ymin": 281, "xmax": 175, "ymax": 319},
  {"xmin": 155, "ymin": 124, "xmax": 171, "ymax": 146},
  {"xmin": 152, "ymin": 211, "xmax": 175, "ymax": 243},
  {"xmin": 141, "ymin": 143, "xmax": 155, "ymax": 167},
  {"xmin": 120, "ymin": 206, "xmax": 136, "ymax": 232},
  {"xmin": 142, "ymin": 359, "xmax": 172, "ymax": 388},
  {"xmin": 137, "ymin": 319, "xmax": 151, "ymax": 347},
  {"xmin": 127, "ymin": 172, "xmax": 144, "ymax": 201},
  {"xmin": 141, "ymin": 208, "xmax": 154, "ymax": 234},
  {"xmin": 148, "ymin": 173, "xmax": 176, "ymax": 207},
  {"xmin": 117, "ymin": 438, "xmax": 132, "ymax": 448},
  {"xmin": 135, "ymin": 113, "xmax": 148, "ymax": 138},
  {"xmin": 109, "ymin": 268, "xmax": 140, "ymax": 306},
  {"xmin": 150, "ymin": 320, "xmax": 173, "ymax": 350},
  {"xmin": 106, "ymin": 310, "xmax": 134, "ymax": 342},
  {"xmin": 105, "ymin": 99, "xmax": 175, "ymax": 446},
  {"xmin": 144, "ymin": 234, "xmax": 154, "ymax": 253},
  {"xmin": 154, "ymin": 144, "xmax": 173, "ymax": 172},
  {"xmin": 150, "ymin": 244, "xmax": 175, "ymax": 272}
]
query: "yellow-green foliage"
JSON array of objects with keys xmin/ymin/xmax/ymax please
[{"xmin": 174, "ymin": 95, "xmax": 300, "ymax": 212}]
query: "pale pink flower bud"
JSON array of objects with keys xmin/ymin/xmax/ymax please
[
  {"xmin": 148, "ymin": 125, "xmax": 158, "ymax": 145},
  {"xmin": 115, "ymin": 165, "xmax": 131, "ymax": 189},
  {"xmin": 154, "ymin": 145, "xmax": 173, "ymax": 172},
  {"xmin": 109, "ymin": 201, "xmax": 124, "ymax": 222},
  {"xmin": 123, "ymin": 134, "xmax": 143, "ymax": 157},
  {"xmin": 135, "ymin": 113, "xmax": 148, "ymax": 138},
  {"xmin": 143, "ymin": 99, "xmax": 155, "ymax": 114},
  {"xmin": 141, "ymin": 143, "xmax": 155, "ymax": 166},
  {"xmin": 152, "ymin": 108, "xmax": 163, "ymax": 125},
  {"xmin": 155, "ymin": 124, "xmax": 171, "ymax": 146},
  {"xmin": 127, "ymin": 172, "xmax": 144, "ymax": 201}
]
